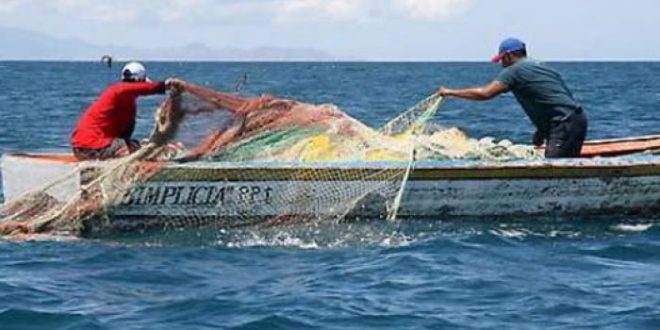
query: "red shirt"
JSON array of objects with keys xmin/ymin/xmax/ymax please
[{"xmin": 71, "ymin": 81, "xmax": 166, "ymax": 149}]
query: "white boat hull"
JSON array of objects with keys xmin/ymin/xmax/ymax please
[{"xmin": 2, "ymin": 153, "xmax": 660, "ymax": 233}]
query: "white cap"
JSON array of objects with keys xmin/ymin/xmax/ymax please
[{"xmin": 121, "ymin": 61, "xmax": 147, "ymax": 82}]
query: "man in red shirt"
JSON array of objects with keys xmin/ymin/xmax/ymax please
[{"xmin": 71, "ymin": 62, "xmax": 176, "ymax": 160}]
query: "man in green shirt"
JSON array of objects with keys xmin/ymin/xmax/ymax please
[{"xmin": 439, "ymin": 38, "xmax": 588, "ymax": 158}]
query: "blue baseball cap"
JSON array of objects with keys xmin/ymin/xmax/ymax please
[{"xmin": 491, "ymin": 38, "xmax": 526, "ymax": 62}]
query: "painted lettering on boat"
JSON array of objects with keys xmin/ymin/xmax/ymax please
[{"xmin": 121, "ymin": 184, "xmax": 274, "ymax": 206}]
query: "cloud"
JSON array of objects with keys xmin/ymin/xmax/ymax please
[
  {"xmin": 392, "ymin": 0, "xmax": 474, "ymax": 20},
  {"xmin": 158, "ymin": 0, "xmax": 203, "ymax": 21},
  {"xmin": 275, "ymin": 0, "xmax": 368, "ymax": 22},
  {"xmin": 51, "ymin": 0, "xmax": 140, "ymax": 22},
  {"xmin": 267, "ymin": 0, "xmax": 475, "ymax": 23},
  {"xmin": 0, "ymin": 0, "xmax": 24, "ymax": 13},
  {"xmin": 0, "ymin": 0, "xmax": 477, "ymax": 24}
]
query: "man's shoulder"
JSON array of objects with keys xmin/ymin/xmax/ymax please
[
  {"xmin": 110, "ymin": 81, "xmax": 160, "ymax": 95},
  {"xmin": 106, "ymin": 82, "xmax": 129, "ymax": 93},
  {"xmin": 496, "ymin": 59, "xmax": 544, "ymax": 86},
  {"xmin": 94, "ymin": 83, "xmax": 122, "ymax": 99},
  {"xmin": 496, "ymin": 61, "xmax": 525, "ymax": 85}
]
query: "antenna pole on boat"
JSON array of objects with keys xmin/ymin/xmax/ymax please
[{"xmin": 235, "ymin": 73, "xmax": 248, "ymax": 94}]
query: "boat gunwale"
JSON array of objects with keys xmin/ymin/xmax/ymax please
[
  {"xmin": 5, "ymin": 152, "xmax": 660, "ymax": 182},
  {"xmin": 148, "ymin": 162, "xmax": 660, "ymax": 182}
]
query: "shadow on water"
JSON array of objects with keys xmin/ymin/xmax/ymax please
[{"xmin": 97, "ymin": 214, "xmax": 660, "ymax": 249}]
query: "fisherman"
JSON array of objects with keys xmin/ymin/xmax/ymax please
[
  {"xmin": 438, "ymin": 38, "xmax": 588, "ymax": 158},
  {"xmin": 71, "ymin": 61, "xmax": 179, "ymax": 160}
]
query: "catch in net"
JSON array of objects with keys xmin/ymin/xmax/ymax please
[{"xmin": 0, "ymin": 81, "xmax": 539, "ymax": 239}]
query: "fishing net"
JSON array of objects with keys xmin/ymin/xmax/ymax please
[{"xmin": 0, "ymin": 81, "xmax": 539, "ymax": 239}]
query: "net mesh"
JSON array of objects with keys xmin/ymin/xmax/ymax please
[{"xmin": 0, "ymin": 81, "xmax": 539, "ymax": 239}]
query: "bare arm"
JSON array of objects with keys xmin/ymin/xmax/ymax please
[
  {"xmin": 439, "ymin": 81, "xmax": 509, "ymax": 101},
  {"xmin": 122, "ymin": 81, "xmax": 167, "ymax": 96}
]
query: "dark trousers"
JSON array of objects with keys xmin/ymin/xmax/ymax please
[{"xmin": 545, "ymin": 111, "xmax": 588, "ymax": 158}]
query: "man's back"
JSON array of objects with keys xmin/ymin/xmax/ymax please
[
  {"xmin": 496, "ymin": 59, "xmax": 582, "ymax": 134},
  {"xmin": 71, "ymin": 81, "xmax": 164, "ymax": 150}
]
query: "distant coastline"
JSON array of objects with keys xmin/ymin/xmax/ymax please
[
  {"xmin": 0, "ymin": 25, "xmax": 339, "ymax": 62},
  {"xmin": 1, "ymin": 25, "xmax": 658, "ymax": 62}
]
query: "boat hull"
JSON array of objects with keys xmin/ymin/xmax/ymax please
[
  {"xmin": 113, "ymin": 175, "xmax": 660, "ymax": 217},
  {"xmin": 3, "ymin": 152, "xmax": 660, "ymax": 233}
]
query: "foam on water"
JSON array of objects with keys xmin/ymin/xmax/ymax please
[
  {"xmin": 190, "ymin": 221, "xmax": 423, "ymax": 249},
  {"xmin": 611, "ymin": 223, "xmax": 654, "ymax": 233},
  {"xmin": 88, "ymin": 215, "xmax": 660, "ymax": 250}
]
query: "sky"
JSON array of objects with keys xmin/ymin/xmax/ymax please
[{"xmin": 1, "ymin": 0, "xmax": 659, "ymax": 60}]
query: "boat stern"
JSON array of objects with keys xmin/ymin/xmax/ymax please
[{"xmin": 1, "ymin": 153, "xmax": 81, "ymax": 203}]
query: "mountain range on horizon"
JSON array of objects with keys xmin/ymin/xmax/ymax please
[{"xmin": 0, "ymin": 26, "xmax": 337, "ymax": 61}]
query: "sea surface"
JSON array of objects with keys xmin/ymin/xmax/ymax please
[{"xmin": 1, "ymin": 62, "xmax": 660, "ymax": 329}]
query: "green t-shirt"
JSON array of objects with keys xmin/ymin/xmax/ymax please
[{"xmin": 495, "ymin": 59, "xmax": 581, "ymax": 134}]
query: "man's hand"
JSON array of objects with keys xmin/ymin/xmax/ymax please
[
  {"xmin": 165, "ymin": 78, "xmax": 183, "ymax": 90},
  {"xmin": 533, "ymin": 130, "xmax": 546, "ymax": 147},
  {"xmin": 438, "ymin": 87, "xmax": 453, "ymax": 97}
]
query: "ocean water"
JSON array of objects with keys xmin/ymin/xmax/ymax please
[{"xmin": 1, "ymin": 62, "xmax": 660, "ymax": 329}]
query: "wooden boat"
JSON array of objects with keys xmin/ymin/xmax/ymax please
[{"xmin": 2, "ymin": 135, "xmax": 660, "ymax": 233}]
